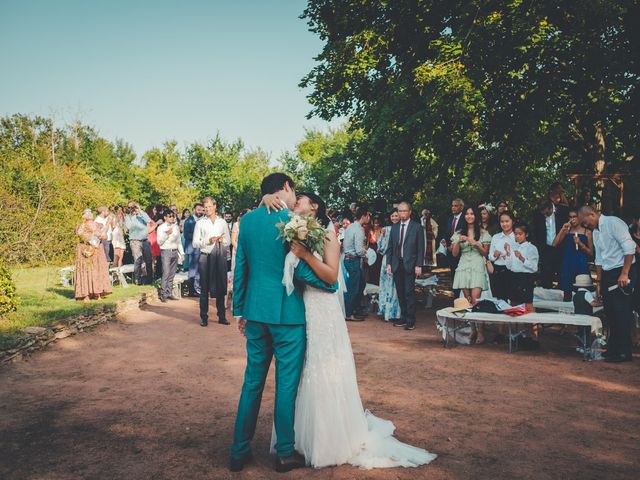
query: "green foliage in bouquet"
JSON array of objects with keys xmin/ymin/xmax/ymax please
[{"xmin": 276, "ymin": 213, "xmax": 328, "ymax": 256}]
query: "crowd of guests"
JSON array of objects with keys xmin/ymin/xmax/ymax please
[
  {"xmin": 324, "ymin": 184, "xmax": 638, "ymax": 363},
  {"xmin": 73, "ymin": 200, "xmax": 245, "ymax": 329},
  {"xmin": 73, "ymin": 182, "xmax": 639, "ymax": 363}
]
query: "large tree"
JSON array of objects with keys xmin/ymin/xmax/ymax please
[{"xmin": 301, "ymin": 0, "xmax": 640, "ymax": 215}]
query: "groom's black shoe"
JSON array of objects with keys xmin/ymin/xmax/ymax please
[
  {"xmin": 229, "ymin": 452, "xmax": 252, "ymax": 472},
  {"xmin": 274, "ymin": 452, "xmax": 305, "ymax": 473}
]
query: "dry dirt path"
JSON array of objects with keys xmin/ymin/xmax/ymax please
[{"xmin": 1, "ymin": 296, "xmax": 639, "ymax": 480}]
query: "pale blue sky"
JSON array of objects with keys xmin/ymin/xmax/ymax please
[{"xmin": 0, "ymin": 0, "xmax": 339, "ymax": 159}]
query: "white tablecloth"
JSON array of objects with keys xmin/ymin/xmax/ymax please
[{"xmin": 436, "ymin": 308, "xmax": 602, "ymax": 334}]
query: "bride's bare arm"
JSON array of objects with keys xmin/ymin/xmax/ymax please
[
  {"xmin": 290, "ymin": 230, "xmax": 340, "ymax": 284},
  {"xmin": 259, "ymin": 193, "xmax": 284, "ymax": 213}
]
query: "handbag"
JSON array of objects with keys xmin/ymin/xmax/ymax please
[
  {"xmin": 485, "ymin": 259, "xmax": 494, "ymax": 274},
  {"xmin": 81, "ymin": 245, "xmax": 96, "ymax": 258},
  {"xmin": 471, "ymin": 299, "xmax": 500, "ymax": 314}
]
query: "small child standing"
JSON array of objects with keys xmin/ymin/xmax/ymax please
[
  {"xmin": 505, "ymin": 224, "xmax": 540, "ymax": 349},
  {"xmin": 572, "ymin": 274, "xmax": 600, "ymax": 315},
  {"xmin": 572, "ymin": 274, "xmax": 604, "ymax": 357}
]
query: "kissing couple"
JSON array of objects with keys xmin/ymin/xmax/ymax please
[{"xmin": 229, "ymin": 173, "xmax": 436, "ymax": 472}]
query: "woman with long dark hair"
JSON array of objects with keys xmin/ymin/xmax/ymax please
[
  {"xmin": 377, "ymin": 209, "xmax": 401, "ymax": 322},
  {"xmin": 552, "ymin": 208, "xmax": 593, "ymax": 300},
  {"xmin": 489, "ymin": 211, "xmax": 517, "ymax": 302},
  {"xmin": 488, "ymin": 211, "xmax": 516, "ymax": 343},
  {"xmin": 479, "ymin": 204, "xmax": 498, "ymax": 236},
  {"xmin": 451, "ymin": 206, "xmax": 492, "ymax": 343}
]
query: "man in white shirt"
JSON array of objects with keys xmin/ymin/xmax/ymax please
[
  {"xmin": 193, "ymin": 197, "xmax": 231, "ymax": 326},
  {"xmin": 579, "ymin": 206, "xmax": 636, "ymax": 363},
  {"xmin": 157, "ymin": 209, "xmax": 184, "ymax": 302}
]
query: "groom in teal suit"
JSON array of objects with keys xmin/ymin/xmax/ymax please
[{"xmin": 230, "ymin": 173, "xmax": 335, "ymax": 473}]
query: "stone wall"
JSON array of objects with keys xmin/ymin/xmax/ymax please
[{"xmin": 0, "ymin": 291, "xmax": 158, "ymax": 365}]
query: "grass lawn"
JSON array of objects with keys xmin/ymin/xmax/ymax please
[{"xmin": 0, "ymin": 267, "xmax": 154, "ymax": 349}]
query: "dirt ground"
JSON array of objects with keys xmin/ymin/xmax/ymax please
[{"xmin": 1, "ymin": 295, "xmax": 639, "ymax": 480}]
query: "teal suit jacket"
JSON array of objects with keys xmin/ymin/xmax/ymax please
[{"xmin": 232, "ymin": 206, "xmax": 337, "ymax": 325}]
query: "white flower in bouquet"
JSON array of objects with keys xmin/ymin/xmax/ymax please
[{"xmin": 276, "ymin": 212, "xmax": 327, "ymax": 255}]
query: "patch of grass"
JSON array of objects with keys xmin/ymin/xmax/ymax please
[{"xmin": 0, "ymin": 267, "xmax": 154, "ymax": 349}]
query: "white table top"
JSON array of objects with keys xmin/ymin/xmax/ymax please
[
  {"xmin": 436, "ymin": 308, "xmax": 602, "ymax": 333},
  {"xmin": 534, "ymin": 299, "xmax": 603, "ymax": 314}
]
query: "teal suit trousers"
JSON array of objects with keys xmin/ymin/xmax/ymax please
[{"xmin": 231, "ymin": 320, "xmax": 306, "ymax": 459}]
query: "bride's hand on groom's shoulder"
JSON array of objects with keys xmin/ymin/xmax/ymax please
[{"xmin": 259, "ymin": 194, "xmax": 283, "ymax": 214}]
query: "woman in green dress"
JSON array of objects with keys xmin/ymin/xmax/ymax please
[{"xmin": 451, "ymin": 206, "xmax": 492, "ymax": 344}]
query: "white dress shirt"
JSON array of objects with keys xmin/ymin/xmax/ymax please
[
  {"xmin": 593, "ymin": 215, "xmax": 636, "ymax": 271},
  {"xmin": 489, "ymin": 231, "xmax": 516, "ymax": 266},
  {"xmin": 506, "ymin": 241, "xmax": 539, "ymax": 273},
  {"xmin": 399, "ymin": 220, "xmax": 410, "ymax": 257},
  {"xmin": 545, "ymin": 206, "xmax": 556, "ymax": 246},
  {"xmin": 192, "ymin": 216, "xmax": 231, "ymax": 253},
  {"xmin": 157, "ymin": 222, "xmax": 184, "ymax": 255}
]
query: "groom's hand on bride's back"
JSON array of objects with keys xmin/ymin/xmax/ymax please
[{"xmin": 236, "ymin": 317, "xmax": 246, "ymax": 336}]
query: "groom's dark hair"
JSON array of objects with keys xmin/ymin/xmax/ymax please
[{"xmin": 261, "ymin": 173, "xmax": 295, "ymax": 196}]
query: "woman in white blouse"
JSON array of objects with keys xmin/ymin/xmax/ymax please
[
  {"xmin": 489, "ymin": 211, "xmax": 517, "ymax": 303},
  {"xmin": 488, "ymin": 211, "xmax": 517, "ymax": 343}
]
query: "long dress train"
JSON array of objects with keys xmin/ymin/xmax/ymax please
[{"xmin": 272, "ymin": 284, "xmax": 436, "ymax": 469}]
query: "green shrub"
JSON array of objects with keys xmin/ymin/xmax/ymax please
[{"xmin": 0, "ymin": 264, "xmax": 18, "ymax": 318}]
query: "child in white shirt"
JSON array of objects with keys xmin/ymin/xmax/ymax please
[
  {"xmin": 505, "ymin": 224, "xmax": 540, "ymax": 348},
  {"xmin": 505, "ymin": 224, "xmax": 539, "ymax": 305}
]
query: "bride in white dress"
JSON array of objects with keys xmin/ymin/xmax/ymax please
[{"xmin": 265, "ymin": 192, "xmax": 436, "ymax": 469}]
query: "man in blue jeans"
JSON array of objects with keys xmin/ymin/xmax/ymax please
[
  {"xmin": 342, "ymin": 207, "xmax": 370, "ymax": 321},
  {"xmin": 182, "ymin": 202, "xmax": 203, "ymax": 296},
  {"xmin": 124, "ymin": 200, "xmax": 153, "ymax": 285}
]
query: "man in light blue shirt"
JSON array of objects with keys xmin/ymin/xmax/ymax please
[
  {"xmin": 342, "ymin": 207, "xmax": 370, "ymax": 321},
  {"xmin": 124, "ymin": 200, "xmax": 153, "ymax": 285},
  {"xmin": 580, "ymin": 206, "xmax": 636, "ymax": 363}
]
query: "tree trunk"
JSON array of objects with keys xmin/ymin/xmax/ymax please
[{"xmin": 593, "ymin": 121, "xmax": 607, "ymax": 212}]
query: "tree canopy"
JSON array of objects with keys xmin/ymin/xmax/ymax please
[
  {"xmin": 300, "ymin": 0, "xmax": 640, "ymax": 214},
  {"xmin": 0, "ymin": 114, "xmax": 273, "ymax": 266}
]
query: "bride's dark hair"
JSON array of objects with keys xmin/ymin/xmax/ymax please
[{"xmin": 298, "ymin": 192, "xmax": 330, "ymax": 228}]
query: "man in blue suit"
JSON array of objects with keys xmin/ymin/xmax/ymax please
[{"xmin": 229, "ymin": 173, "xmax": 336, "ymax": 473}]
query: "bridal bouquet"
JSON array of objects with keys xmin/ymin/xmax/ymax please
[
  {"xmin": 276, "ymin": 213, "xmax": 327, "ymax": 255},
  {"xmin": 276, "ymin": 213, "xmax": 328, "ymax": 294}
]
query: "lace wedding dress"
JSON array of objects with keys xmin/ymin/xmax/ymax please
[{"xmin": 272, "ymin": 283, "xmax": 437, "ymax": 469}]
